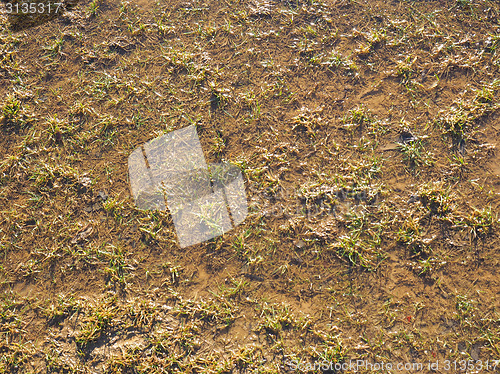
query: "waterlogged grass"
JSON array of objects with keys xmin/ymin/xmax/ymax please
[{"xmin": 0, "ymin": 0, "xmax": 499, "ymax": 371}]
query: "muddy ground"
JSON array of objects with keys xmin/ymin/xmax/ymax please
[{"xmin": 0, "ymin": 0, "xmax": 499, "ymax": 373}]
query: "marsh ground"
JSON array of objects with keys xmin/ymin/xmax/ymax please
[{"xmin": 0, "ymin": 0, "xmax": 499, "ymax": 372}]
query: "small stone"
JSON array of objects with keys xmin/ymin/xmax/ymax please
[
  {"xmin": 98, "ymin": 190, "xmax": 108, "ymax": 201},
  {"xmin": 293, "ymin": 239, "xmax": 306, "ymax": 249}
]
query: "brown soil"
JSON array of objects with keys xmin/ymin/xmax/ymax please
[{"xmin": 0, "ymin": 0, "xmax": 499, "ymax": 373}]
